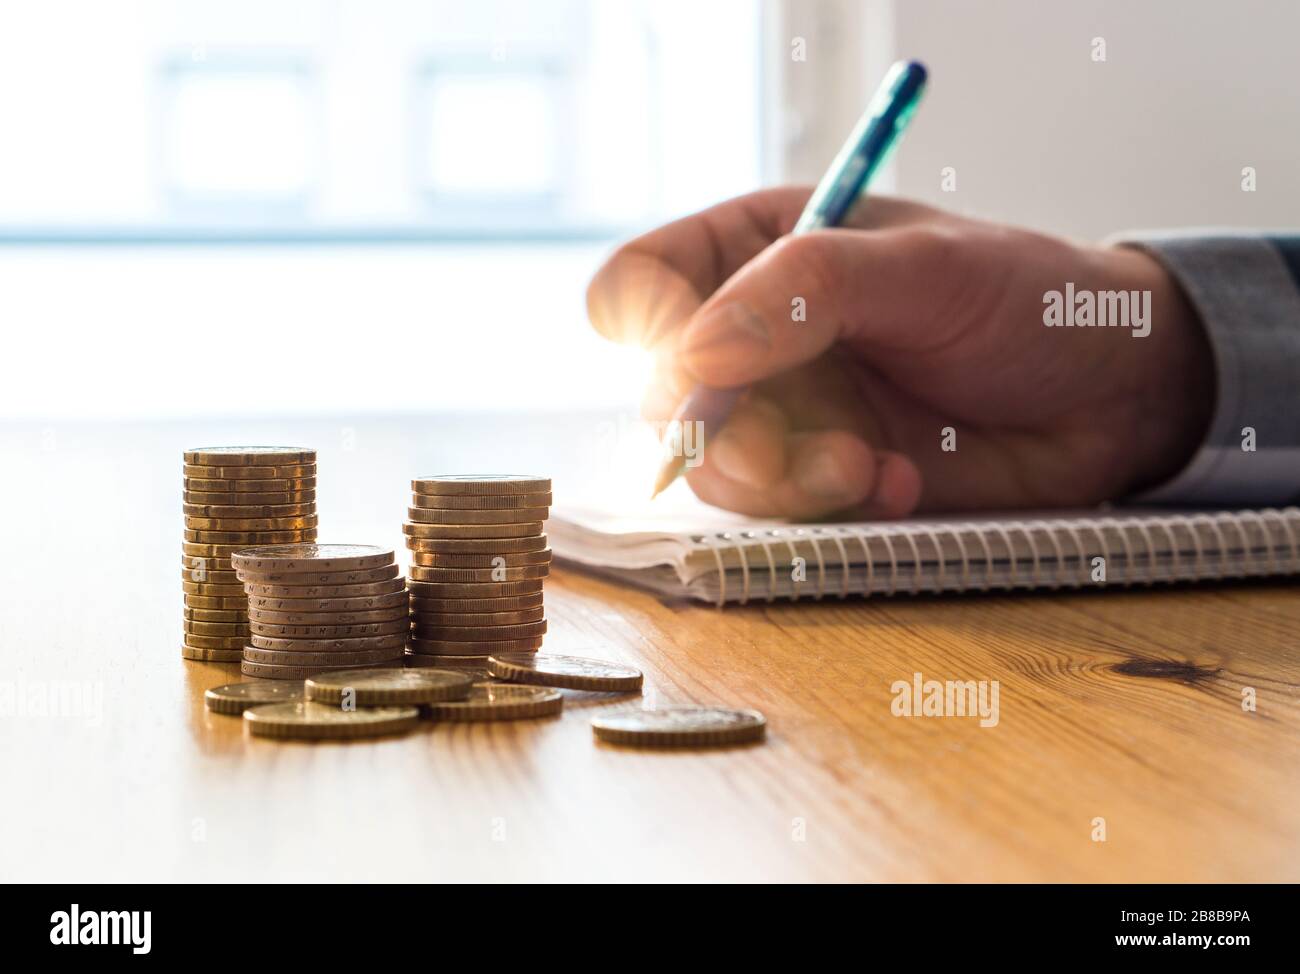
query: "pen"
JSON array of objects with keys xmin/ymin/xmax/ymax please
[{"xmin": 651, "ymin": 59, "xmax": 928, "ymax": 498}]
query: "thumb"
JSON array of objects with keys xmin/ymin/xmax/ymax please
[{"xmin": 676, "ymin": 227, "xmax": 957, "ymax": 387}]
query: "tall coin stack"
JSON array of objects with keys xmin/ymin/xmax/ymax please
[
  {"xmin": 404, "ymin": 476, "xmax": 551, "ymax": 672},
  {"xmin": 182, "ymin": 447, "xmax": 318, "ymax": 662},
  {"xmin": 232, "ymin": 544, "xmax": 408, "ymax": 679}
]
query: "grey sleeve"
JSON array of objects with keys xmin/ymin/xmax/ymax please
[{"xmin": 1112, "ymin": 231, "xmax": 1300, "ymax": 505}]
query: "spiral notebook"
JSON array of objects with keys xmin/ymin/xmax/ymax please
[{"xmin": 549, "ymin": 504, "xmax": 1300, "ymax": 606}]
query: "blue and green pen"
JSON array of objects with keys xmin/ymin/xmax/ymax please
[{"xmin": 651, "ymin": 59, "xmax": 928, "ymax": 498}]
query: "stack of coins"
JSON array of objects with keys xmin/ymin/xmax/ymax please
[
  {"xmin": 403, "ymin": 475, "xmax": 551, "ymax": 671},
  {"xmin": 182, "ymin": 447, "xmax": 318, "ymax": 662},
  {"xmin": 231, "ymin": 544, "xmax": 408, "ymax": 679}
]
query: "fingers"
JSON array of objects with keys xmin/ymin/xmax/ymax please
[
  {"xmin": 705, "ymin": 397, "xmax": 788, "ymax": 490},
  {"xmin": 686, "ymin": 428, "xmax": 922, "ymax": 520},
  {"xmin": 677, "ymin": 226, "xmax": 969, "ymax": 388},
  {"xmin": 586, "ymin": 187, "xmax": 812, "ymax": 347}
]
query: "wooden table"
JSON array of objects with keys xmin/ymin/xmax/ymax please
[{"xmin": 2, "ymin": 415, "xmax": 1297, "ymax": 881}]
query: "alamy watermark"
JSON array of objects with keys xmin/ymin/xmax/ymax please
[
  {"xmin": 890, "ymin": 672, "xmax": 1000, "ymax": 728},
  {"xmin": 1043, "ymin": 283, "xmax": 1150, "ymax": 338}
]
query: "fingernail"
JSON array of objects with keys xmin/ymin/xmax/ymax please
[
  {"xmin": 680, "ymin": 303, "xmax": 770, "ymax": 373},
  {"xmin": 795, "ymin": 451, "xmax": 850, "ymax": 500}
]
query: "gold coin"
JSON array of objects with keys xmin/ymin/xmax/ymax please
[
  {"xmin": 242, "ymin": 577, "xmax": 406, "ymax": 600},
  {"xmin": 184, "ymin": 620, "xmax": 251, "ymax": 637},
  {"xmin": 409, "ymin": 607, "xmax": 544, "ymax": 626},
  {"xmin": 184, "ymin": 594, "xmax": 250, "ymax": 609},
  {"xmin": 180, "ymin": 568, "xmax": 240, "ymax": 584},
  {"xmin": 183, "ymin": 502, "xmax": 315, "ymax": 519},
  {"xmin": 183, "ymin": 514, "xmax": 318, "ymax": 532},
  {"xmin": 243, "ymin": 700, "xmax": 417, "ymax": 739},
  {"xmin": 184, "ymin": 607, "xmax": 245, "ymax": 623},
  {"xmin": 249, "ymin": 618, "xmax": 409, "ymax": 639},
  {"xmin": 243, "ymin": 646, "xmax": 404, "ymax": 668},
  {"xmin": 184, "ymin": 446, "xmax": 316, "ymax": 466},
  {"xmin": 181, "ymin": 581, "xmax": 246, "ymax": 596},
  {"xmin": 247, "ymin": 606, "xmax": 408, "ymax": 626},
  {"xmin": 403, "ymin": 535, "xmax": 548, "ymax": 554},
  {"xmin": 406, "ymin": 579, "xmax": 544, "ymax": 599},
  {"xmin": 410, "ymin": 491, "xmax": 553, "ymax": 511},
  {"xmin": 204, "ymin": 680, "xmax": 305, "ymax": 714},
  {"xmin": 422, "ymin": 683, "xmax": 562, "ymax": 721},
  {"xmin": 408, "ymin": 635, "xmax": 544, "ymax": 656},
  {"xmin": 182, "ymin": 645, "xmax": 244, "ymax": 662},
  {"xmin": 408, "ymin": 565, "xmax": 549, "ymax": 583},
  {"xmin": 183, "ymin": 463, "xmax": 316, "ymax": 480},
  {"xmin": 231, "ymin": 544, "xmax": 395, "ymax": 573},
  {"xmin": 251, "ymin": 633, "xmax": 409, "ymax": 653},
  {"xmin": 306, "ymin": 668, "xmax": 472, "ymax": 706},
  {"xmin": 591, "ymin": 707, "xmax": 766, "ymax": 747},
  {"xmin": 410, "ymin": 475, "xmax": 551, "ymax": 496},
  {"xmin": 409, "ymin": 620, "xmax": 547, "ymax": 641},
  {"xmin": 240, "ymin": 659, "xmax": 403, "ymax": 682},
  {"xmin": 183, "ymin": 541, "xmax": 258, "ymax": 559},
  {"xmin": 412, "ymin": 549, "xmax": 551, "ymax": 568},
  {"xmin": 184, "ymin": 477, "xmax": 317, "ymax": 493},
  {"xmin": 402, "ymin": 521, "xmax": 543, "ymax": 540},
  {"xmin": 408, "ymin": 592, "xmax": 543, "ymax": 613},
  {"xmin": 245, "ymin": 590, "xmax": 408, "ymax": 614},
  {"xmin": 182, "ymin": 554, "xmax": 237, "ymax": 571},
  {"xmin": 185, "ymin": 633, "xmax": 249, "ymax": 650},
  {"xmin": 406, "ymin": 506, "xmax": 549, "ymax": 525},
  {"xmin": 184, "ymin": 529, "xmax": 317, "ymax": 545},
  {"xmin": 234, "ymin": 563, "xmax": 400, "ymax": 586},
  {"xmin": 404, "ymin": 653, "xmax": 493, "ymax": 679},
  {"xmin": 487, "ymin": 653, "xmax": 643, "ymax": 692},
  {"xmin": 184, "ymin": 489, "xmax": 317, "ymax": 506}
]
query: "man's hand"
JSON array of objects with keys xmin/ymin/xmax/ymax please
[{"xmin": 587, "ymin": 189, "xmax": 1215, "ymax": 519}]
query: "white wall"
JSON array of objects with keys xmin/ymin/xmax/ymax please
[{"xmin": 774, "ymin": 0, "xmax": 1299, "ymax": 241}]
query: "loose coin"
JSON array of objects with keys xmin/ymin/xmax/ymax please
[
  {"xmin": 247, "ymin": 606, "xmax": 408, "ymax": 626},
  {"xmin": 403, "ymin": 535, "xmax": 548, "ymax": 554},
  {"xmin": 234, "ymin": 563, "xmax": 400, "ymax": 586},
  {"xmin": 242, "ymin": 646, "xmax": 404, "ymax": 667},
  {"xmin": 184, "ymin": 490, "xmax": 316, "ymax": 506},
  {"xmin": 231, "ymin": 544, "xmax": 395, "ymax": 573},
  {"xmin": 306, "ymin": 668, "xmax": 472, "ymax": 706},
  {"xmin": 409, "ymin": 620, "xmax": 547, "ymax": 641},
  {"xmin": 249, "ymin": 618, "xmax": 409, "ymax": 639},
  {"xmin": 404, "ymin": 653, "xmax": 492, "ymax": 679},
  {"xmin": 408, "ymin": 565, "xmax": 549, "ymax": 583},
  {"xmin": 408, "ymin": 592, "xmax": 543, "ymax": 613},
  {"xmin": 422, "ymin": 683, "xmax": 562, "ymax": 721},
  {"xmin": 240, "ymin": 659, "xmax": 403, "ymax": 681},
  {"xmin": 183, "ymin": 463, "xmax": 316, "ymax": 480},
  {"xmin": 406, "ymin": 579, "xmax": 544, "ymax": 598},
  {"xmin": 591, "ymin": 707, "xmax": 767, "ymax": 747},
  {"xmin": 403, "ymin": 521, "xmax": 544, "ymax": 540},
  {"xmin": 406, "ymin": 506, "xmax": 549, "ymax": 525},
  {"xmin": 242, "ymin": 577, "xmax": 406, "ymax": 599},
  {"xmin": 205, "ymin": 680, "xmax": 305, "ymax": 714},
  {"xmin": 411, "ymin": 549, "xmax": 551, "ymax": 568},
  {"xmin": 251, "ymin": 633, "xmax": 409, "ymax": 653},
  {"xmin": 408, "ymin": 635, "xmax": 544, "ymax": 656},
  {"xmin": 488, "ymin": 653, "xmax": 643, "ymax": 692},
  {"xmin": 245, "ymin": 590, "xmax": 409, "ymax": 613},
  {"xmin": 182, "ymin": 645, "xmax": 244, "ymax": 662},
  {"xmin": 184, "ymin": 446, "xmax": 316, "ymax": 466},
  {"xmin": 243, "ymin": 700, "xmax": 417, "ymax": 739},
  {"xmin": 409, "ymin": 608, "xmax": 544, "ymax": 626},
  {"xmin": 409, "ymin": 492, "xmax": 552, "ymax": 510}
]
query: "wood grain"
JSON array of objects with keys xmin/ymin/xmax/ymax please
[{"xmin": 1, "ymin": 417, "xmax": 1297, "ymax": 881}]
